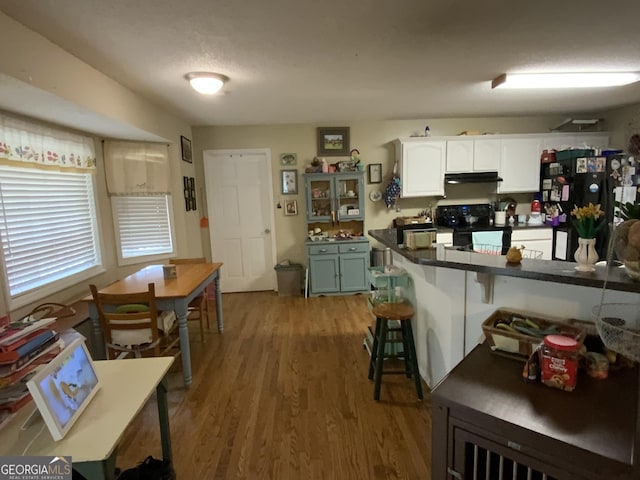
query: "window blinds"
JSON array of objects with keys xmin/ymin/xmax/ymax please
[
  {"xmin": 111, "ymin": 195, "xmax": 174, "ymax": 259},
  {"xmin": 0, "ymin": 166, "xmax": 100, "ymax": 297}
]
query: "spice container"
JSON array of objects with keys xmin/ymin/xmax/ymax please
[{"xmin": 540, "ymin": 334, "xmax": 579, "ymax": 391}]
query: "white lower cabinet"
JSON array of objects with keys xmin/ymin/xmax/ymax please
[
  {"xmin": 510, "ymin": 228, "xmax": 553, "ymax": 260},
  {"xmin": 436, "ymin": 232, "xmax": 453, "ymax": 246}
]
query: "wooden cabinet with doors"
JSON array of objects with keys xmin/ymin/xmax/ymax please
[
  {"xmin": 304, "ymin": 172, "xmax": 365, "ymax": 223},
  {"xmin": 432, "ymin": 343, "xmax": 639, "ymax": 480},
  {"xmin": 304, "ymin": 171, "xmax": 369, "ymax": 296},
  {"xmin": 307, "ymin": 241, "xmax": 370, "ymax": 295}
]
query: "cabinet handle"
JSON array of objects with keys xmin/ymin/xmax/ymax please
[
  {"xmin": 349, "ymin": 247, "xmax": 357, "ymax": 251},
  {"xmin": 320, "ymin": 248, "xmax": 328, "ymax": 253}
]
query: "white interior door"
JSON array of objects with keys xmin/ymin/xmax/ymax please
[{"xmin": 203, "ymin": 149, "xmax": 276, "ymax": 292}]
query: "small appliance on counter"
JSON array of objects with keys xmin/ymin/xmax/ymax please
[{"xmin": 394, "ymin": 216, "xmax": 435, "ymax": 246}]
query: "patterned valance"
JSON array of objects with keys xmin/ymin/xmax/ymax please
[
  {"xmin": 0, "ymin": 113, "xmax": 96, "ymax": 171},
  {"xmin": 104, "ymin": 140, "xmax": 170, "ymax": 195}
]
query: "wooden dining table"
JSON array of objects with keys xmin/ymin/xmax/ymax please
[{"xmin": 85, "ymin": 262, "xmax": 223, "ymax": 387}]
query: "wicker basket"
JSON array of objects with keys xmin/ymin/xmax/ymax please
[
  {"xmin": 482, "ymin": 308, "xmax": 586, "ymax": 359},
  {"xmin": 473, "ymin": 244, "xmax": 543, "ymax": 259},
  {"xmin": 593, "ymin": 303, "xmax": 640, "ymax": 363}
]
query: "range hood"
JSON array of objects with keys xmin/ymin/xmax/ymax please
[{"xmin": 444, "ymin": 171, "xmax": 503, "ymax": 184}]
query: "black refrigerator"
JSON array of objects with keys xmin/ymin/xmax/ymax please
[{"xmin": 540, "ymin": 152, "xmax": 640, "ymax": 262}]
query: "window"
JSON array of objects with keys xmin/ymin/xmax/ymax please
[
  {"xmin": 0, "ymin": 166, "xmax": 102, "ymax": 306},
  {"xmin": 111, "ymin": 195, "xmax": 175, "ymax": 264}
]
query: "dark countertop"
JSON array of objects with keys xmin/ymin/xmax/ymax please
[{"xmin": 369, "ymin": 228, "xmax": 640, "ymax": 293}]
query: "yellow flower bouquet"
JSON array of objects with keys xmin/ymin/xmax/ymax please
[{"xmin": 570, "ymin": 203, "xmax": 605, "ymax": 238}]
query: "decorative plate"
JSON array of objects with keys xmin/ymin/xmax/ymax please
[{"xmin": 369, "ymin": 190, "xmax": 382, "ymax": 202}]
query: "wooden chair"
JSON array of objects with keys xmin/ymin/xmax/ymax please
[
  {"xmin": 170, "ymin": 257, "xmax": 208, "ymax": 342},
  {"xmin": 89, "ymin": 283, "xmax": 180, "ymax": 360}
]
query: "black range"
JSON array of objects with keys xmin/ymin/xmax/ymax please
[{"xmin": 436, "ymin": 203, "xmax": 511, "ymax": 253}]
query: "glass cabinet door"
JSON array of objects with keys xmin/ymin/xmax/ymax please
[
  {"xmin": 335, "ymin": 173, "xmax": 364, "ymax": 222},
  {"xmin": 305, "ymin": 175, "xmax": 334, "ymax": 222}
]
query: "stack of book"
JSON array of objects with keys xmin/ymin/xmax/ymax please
[{"xmin": 0, "ymin": 317, "xmax": 63, "ymax": 417}]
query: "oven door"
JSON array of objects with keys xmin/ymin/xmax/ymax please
[{"xmin": 453, "ymin": 226, "xmax": 512, "ymax": 254}]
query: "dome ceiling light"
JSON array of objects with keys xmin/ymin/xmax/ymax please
[{"xmin": 185, "ymin": 72, "xmax": 229, "ymax": 95}]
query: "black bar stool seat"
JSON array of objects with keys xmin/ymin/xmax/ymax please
[{"xmin": 368, "ymin": 302, "xmax": 423, "ymax": 401}]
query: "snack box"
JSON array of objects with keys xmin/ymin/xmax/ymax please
[{"xmin": 481, "ymin": 308, "xmax": 586, "ymax": 359}]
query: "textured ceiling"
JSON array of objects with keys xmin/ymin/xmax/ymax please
[{"xmin": 1, "ymin": 0, "xmax": 640, "ymax": 131}]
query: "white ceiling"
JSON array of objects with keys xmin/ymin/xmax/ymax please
[{"xmin": 1, "ymin": 0, "xmax": 640, "ymax": 131}]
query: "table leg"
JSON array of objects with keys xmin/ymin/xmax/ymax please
[
  {"xmin": 156, "ymin": 375, "xmax": 172, "ymax": 462},
  {"xmin": 88, "ymin": 303, "xmax": 106, "ymax": 360},
  {"xmin": 214, "ymin": 273, "xmax": 223, "ymax": 332},
  {"xmin": 176, "ymin": 307, "xmax": 192, "ymax": 387}
]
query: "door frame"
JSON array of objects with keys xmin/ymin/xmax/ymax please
[{"xmin": 202, "ymin": 148, "xmax": 278, "ymax": 292}]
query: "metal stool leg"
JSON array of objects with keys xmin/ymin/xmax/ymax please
[{"xmin": 373, "ymin": 319, "xmax": 388, "ymax": 401}]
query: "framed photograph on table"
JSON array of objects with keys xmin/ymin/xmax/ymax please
[
  {"xmin": 317, "ymin": 127, "xmax": 350, "ymax": 156},
  {"xmin": 284, "ymin": 200, "xmax": 298, "ymax": 216},
  {"xmin": 180, "ymin": 136, "xmax": 192, "ymax": 163},
  {"xmin": 368, "ymin": 163, "xmax": 382, "ymax": 184},
  {"xmin": 281, "ymin": 169, "xmax": 298, "ymax": 194}
]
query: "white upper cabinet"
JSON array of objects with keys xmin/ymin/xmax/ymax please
[
  {"xmin": 445, "ymin": 138, "xmax": 500, "ymax": 173},
  {"xmin": 445, "ymin": 139, "xmax": 474, "ymax": 172},
  {"xmin": 394, "ymin": 138, "xmax": 446, "ymax": 197},
  {"xmin": 498, "ymin": 137, "xmax": 542, "ymax": 193},
  {"xmin": 473, "ymin": 138, "xmax": 501, "ymax": 172}
]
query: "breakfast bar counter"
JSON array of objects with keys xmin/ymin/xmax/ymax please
[
  {"xmin": 367, "ymin": 228, "xmax": 640, "ymax": 389},
  {"xmin": 369, "ymin": 229, "xmax": 640, "ymax": 293}
]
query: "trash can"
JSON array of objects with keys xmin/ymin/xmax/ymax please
[
  {"xmin": 274, "ymin": 262, "xmax": 304, "ymax": 296},
  {"xmin": 371, "ymin": 247, "xmax": 385, "ymax": 267}
]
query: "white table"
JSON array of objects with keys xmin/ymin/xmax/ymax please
[{"xmin": 0, "ymin": 357, "xmax": 174, "ymax": 480}]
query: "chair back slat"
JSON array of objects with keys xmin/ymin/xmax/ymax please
[{"xmin": 89, "ymin": 283, "xmax": 161, "ymax": 359}]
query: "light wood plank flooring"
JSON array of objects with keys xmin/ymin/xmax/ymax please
[{"xmin": 116, "ymin": 292, "xmax": 432, "ymax": 479}]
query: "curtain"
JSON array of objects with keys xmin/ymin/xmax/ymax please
[
  {"xmin": 0, "ymin": 113, "xmax": 96, "ymax": 171},
  {"xmin": 103, "ymin": 140, "xmax": 170, "ymax": 195}
]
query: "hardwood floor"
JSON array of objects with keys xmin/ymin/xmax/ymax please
[{"xmin": 116, "ymin": 292, "xmax": 432, "ymax": 479}]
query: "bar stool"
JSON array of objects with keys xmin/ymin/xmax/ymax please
[{"xmin": 368, "ymin": 302, "xmax": 423, "ymax": 401}]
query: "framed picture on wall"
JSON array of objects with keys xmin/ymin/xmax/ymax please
[
  {"xmin": 181, "ymin": 136, "xmax": 192, "ymax": 163},
  {"xmin": 284, "ymin": 199, "xmax": 298, "ymax": 216},
  {"xmin": 317, "ymin": 127, "xmax": 350, "ymax": 156},
  {"xmin": 368, "ymin": 163, "xmax": 382, "ymax": 184},
  {"xmin": 281, "ymin": 169, "xmax": 298, "ymax": 194}
]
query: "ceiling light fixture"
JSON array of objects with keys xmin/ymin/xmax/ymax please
[
  {"xmin": 185, "ymin": 72, "xmax": 229, "ymax": 95},
  {"xmin": 491, "ymin": 72, "xmax": 640, "ymax": 89}
]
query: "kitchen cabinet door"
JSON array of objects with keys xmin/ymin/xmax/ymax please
[
  {"xmin": 498, "ymin": 137, "xmax": 542, "ymax": 193},
  {"xmin": 473, "ymin": 138, "xmax": 501, "ymax": 171},
  {"xmin": 395, "ymin": 139, "xmax": 446, "ymax": 197},
  {"xmin": 511, "ymin": 228, "xmax": 553, "ymax": 260},
  {"xmin": 308, "ymin": 252, "xmax": 340, "ymax": 294},
  {"xmin": 339, "ymin": 253, "xmax": 369, "ymax": 292},
  {"xmin": 335, "ymin": 173, "xmax": 364, "ymax": 222},
  {"xmin": 305, "ymin": 174, "xmax": 334, "ymax": 223},
  {"xmin": 445, "ymin": 139, "xmax": 474, "ymax": 173}
]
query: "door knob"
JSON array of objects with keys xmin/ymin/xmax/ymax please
[{"xmin": 264, "ymin": 229, "xmax": 271, "ymax": 234}]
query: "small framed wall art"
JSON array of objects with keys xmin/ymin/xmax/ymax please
[
  {"xmin": 281, "ymin": 169, "xmax": 298, "ymax": 194},
  {"xmin": 280, "ymin": 153, "xmax": 297, "ymax": 166},
  {"xmin": 317, "ymin": 127, "xmax": 350, "ymax": 156},
  {"xmin": 180, "ymin": 135, "xmax": 192, "ymax": 163},
  {"xmin": 284, "ymin": 199, "xmax": 298, "ymax": 216},
  {"xmin": 368, "ymin": 163, "xmax": 382, "ymax": 184}
]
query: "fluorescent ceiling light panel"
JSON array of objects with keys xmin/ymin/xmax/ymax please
[
  {"xmin": 492, "ymin": 72, "xmax": 640, "ymax": 89},
  {"xmin": 186, "ymin": 72, "xmax": 228, "ymax": 94}
]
